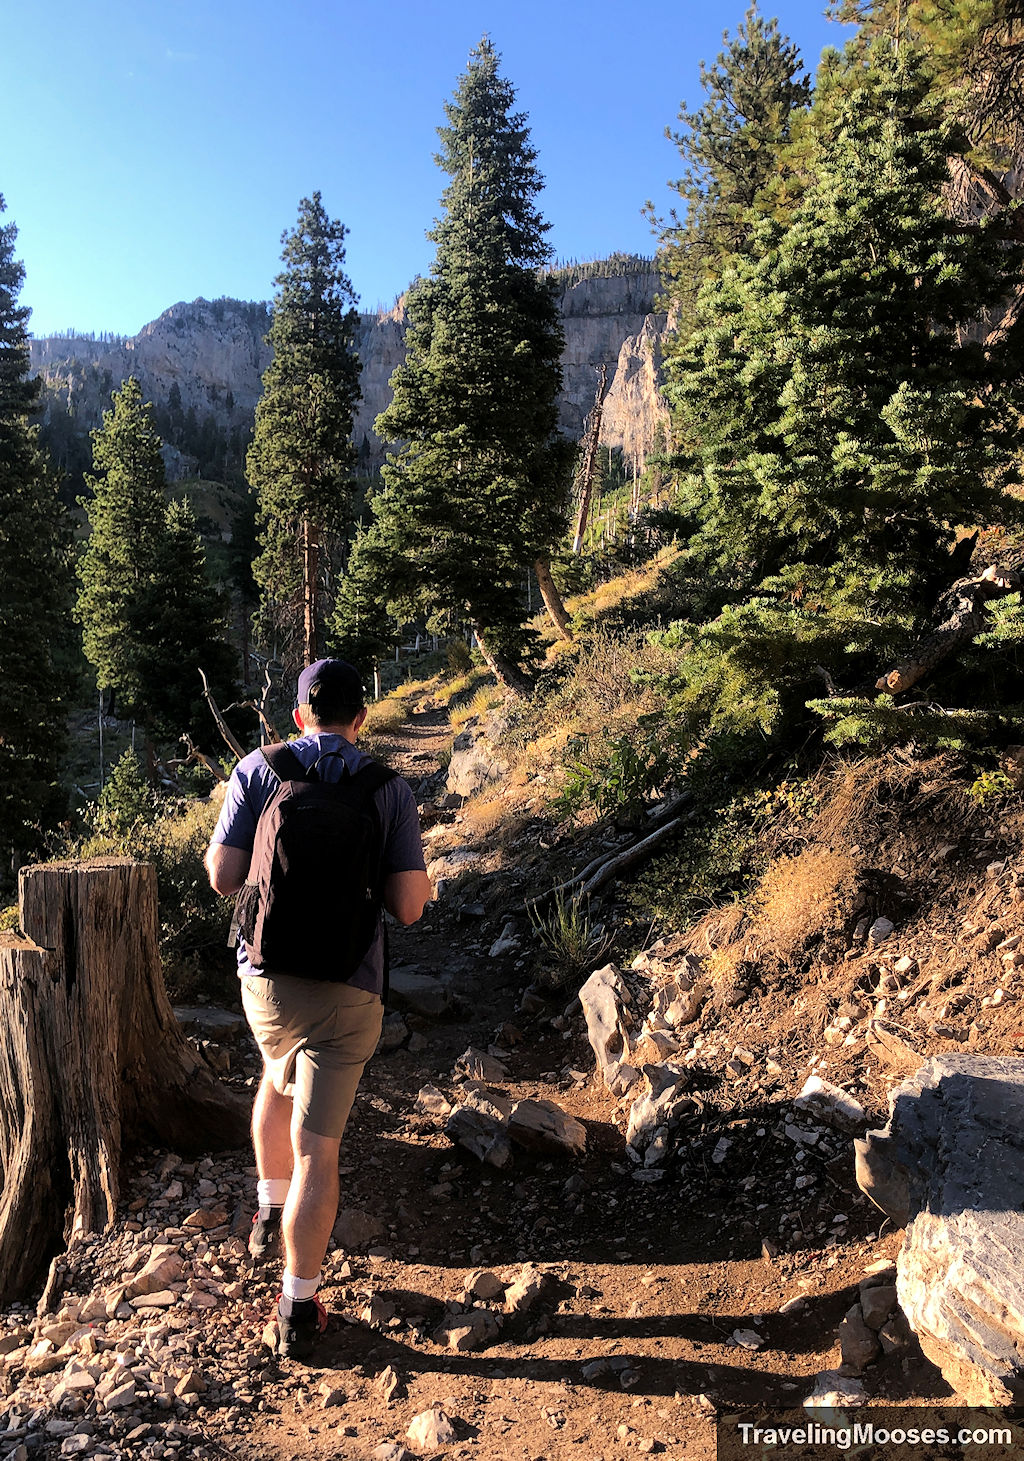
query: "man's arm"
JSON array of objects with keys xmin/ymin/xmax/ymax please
[
  {"xmin": 205, "ymin": 843, "xmax": 251, "ymax": 897},
  {"xmin": 383, "ymin": 869, "xmax": 431, "ymax": 925}
]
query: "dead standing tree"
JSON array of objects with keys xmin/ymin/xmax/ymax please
[{"xmin": 0, "ymin": 859, "xmax": 249, "ymax": 1302}]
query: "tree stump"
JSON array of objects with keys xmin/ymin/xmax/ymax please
[{"xmin": 0, "ymin": 858, "xmax": 250, "ymax": 1301}]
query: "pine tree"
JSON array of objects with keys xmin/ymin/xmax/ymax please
[
  {"xmin": 369, "ymin": 37, "xmax": 573, "ymax": 691},
  {"xmin": 247, "ymin": 193, "xmax": 361, "ymax": 671},
  {"xmin": 662, "ymin": 46, "xmax": 1024, "ymax": 752},
  {"xmin": 77, "ymin": 379, "xmax": 235, "ymax": 741},
  {"xmin": 0, "ymin": 196, "xmax": 73, "ymax": 868},
  {"xmin": 655, "ymin": 6, "xmax": 811, "ymax": 346}
]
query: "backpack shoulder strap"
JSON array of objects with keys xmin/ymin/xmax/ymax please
[
  {"xmin": 260, "ymin": 742, "xmax": 309, "ymax": 784},
  {"xmin": 351, "ymin": 760, "xmax": 399, "ymax": 800}
]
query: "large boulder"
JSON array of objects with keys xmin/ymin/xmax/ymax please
[
  {"xmin": 446, "ymin": 722, "xmax": 509, "ymax": 798},
  {"xmin": 855, "ymin": 1054, "xmax": 1024, "ymax": 1405}
]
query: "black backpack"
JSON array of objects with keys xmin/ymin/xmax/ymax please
[{"xmin": 234, "ymin": 743, "xmax": 397, "ymax": 984}]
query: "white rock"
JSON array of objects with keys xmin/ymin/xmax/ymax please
[
  {"xmin": 794, "ymin": 1075, "xmax": 867, "ymax": 1133},
  {"xmin": 414, "ymin": 1085, "xmax": 452, "ymax": 1118},
  {"xmin": 578, "ymin": 965, "xmax": 635, "ymax": 1094},
  {"xmin": 504, "ymin": 1263, "xmax": 551, "ymax": 1313},
  {"xmin": 454, "ymin": 1047, "xmax": 508, "ymax": 1082},
  {"xmin": 803, "ymin": 1370, "xmax": 867, "ymax": 1410},
  {"xmin": 466, "ymin": 1269, "xmax": 506, "ymax": 1301},
  {"xmin": 432, "ymin": 1306, "xmax": 500, "ymax": 1352},
  {"xmin": 407, "ymin": 1408, "xmax": 458, "ymax": 1448},
  {"xmin": 731, "ymin": 1328, "xmax": 764, "ymax": 1350}
]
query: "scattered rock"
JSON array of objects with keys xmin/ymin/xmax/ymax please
[
  {"xmin": 454, "ymin": 1047, "xmax": 508, "ymax": 1082},
  {"xmin": 432, "ymin": 1306, "xmax": 501, "ymax": 1351},
  {"xmin": 731, "ymin": 1329, "xmax": 764, "ymax": 1350},
  {"xmin": 508, "ymin": 1098, "xmax": 587, "ymax": 1158},
  {"xmin": 793, "ymin": 1075, "xmax": 867, "ymax": 1133},
  {"xmin": 465, "ymin": 1270, "xmax": 507, "ymax": 1301},
  {"xmin": 489, "ymin": 920, "xmax": 520, "ymax": 958},
  {"xmin": 445, "ymin": 1086, "xmax": 514, "ymax": 1167},
  {"xmin": 414, "ymin": 1084, "xmax": 452, "ymax": 1118},
  {"xmin": 838, "ymin": 1303, "xmax": 881, "ymax": 1373},
  {"xmin": 126, "ymin": 1244, "xmax": 184, "ymax": 1303},
  {"xmin": 407, "ymin": 1408, "xmax": 459, "ymax": 1448},
  {"xmin": 860, "ymin": 1284, "xmax": 899, "ymax": 1331},
  {"xmin": 378, "ymin": 1012, "xmax": 409, "ymax": 1051},
  {"xmin": 803, "ymin": 1370, "xmax": 867, "ymax": 1409},
  {"xmin": 625, "ymin": 1063, "xmax": 694, "ymax": 1156},
  {"xmin": 446, "ymin": 724, "xmax": 509, "ymax": 798},
  {"xmin": 375, "ymin": 1365, "xmax": 402, "ymax": 1402},
  {"xmin": 389, "ymin": 968, "xmax": 451, "ymax": 1017},
  {"xmin": 504, "ymin": 1264, "xmax": 551, "ymax": 1314},
  {"xmin": 868, "ymin": 917, "xmax": 895, "ymax": 945},
  {"xmin": 866, "ymin": 1018, "xmax": 923, "ymax": 1072},
  {"xmin": 333, "ymin": 1208, "xmax": 385, "ymax": 1250},
  {"xmin": 372, "ymin": 1446, "xmax": 414, "ymax": 1461}
]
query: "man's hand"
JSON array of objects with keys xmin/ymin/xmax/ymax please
[
  {"xmin": 205, "ymin": 844, "xmax": 251, "ymax": 896},
  {"xmin": 383, "ymin": 869, "xmax": 432, "ymax": 925}
]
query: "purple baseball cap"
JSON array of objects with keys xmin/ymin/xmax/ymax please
[{"xmin": 296, "ymin": 658, "xmax": 365, "ymax": 706}]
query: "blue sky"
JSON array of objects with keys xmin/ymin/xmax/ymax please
[{"xmin": 4, "ymin": 0, "xmax": 853, "ymax": 337}]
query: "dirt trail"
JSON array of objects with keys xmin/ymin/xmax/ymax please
[{"xmin": 0, "ymin": 708, "xmax": 959, "ymax": 1461}]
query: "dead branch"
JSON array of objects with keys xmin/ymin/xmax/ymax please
[
  {"xmin": 175, "ymin": 734, "xmax": 229, "ymax": 783},
  {"xmin": 581, "ymin": 817, "xmax": 686, "ymax": 897},
  {"xmin": 199, "ymin": 668, "xmax": 247, "ymax": 762},
  {"xmin": 524, "ymin": 794, "xmax": 689, "ymax": 914},
  {"xmin": 876, "ymin": 563, "xmax": 1023, "ymax": 696}
]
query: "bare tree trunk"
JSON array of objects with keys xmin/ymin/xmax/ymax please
[
  {"xmin": 199, "ymin": 668, "xmax": 246, "ymax": 762},
  {"xmin": 0, "ymin": 859, "xmax": 250, "ymax": 1302},
  {"xmin": 572, "ymin": 364, "xmax": 610, "ymax": 554},
  {"xmin": 534, "ymin": 557, "xmax": 572, "ymax": 641},
  {"xmin": 301, "ymin": 516, "xmax": 321, "ymax": 664},
  {"xmin": 471, "ymin": 622, "xmax": 533, "ymax": 697}
]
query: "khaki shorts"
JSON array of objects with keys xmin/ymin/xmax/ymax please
[{"xmin": 241, "ymin": 974, "xmax": 384, "ymax": 1139}]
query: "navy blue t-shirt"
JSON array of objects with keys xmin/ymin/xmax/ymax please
[{"xmin": 210, "ymin": 734, "xmax": 426, "ymax": 995}]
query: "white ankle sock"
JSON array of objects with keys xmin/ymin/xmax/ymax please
[
  {"xmin": 282, "ymin": 1269, "xmax": 321, "ymax": 1302},
  {"xmin": 258, "ymin": 1178, "xmax": 290, "ymax": 1210}
]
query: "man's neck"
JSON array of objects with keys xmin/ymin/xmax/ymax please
[{"xmin": 300, "ymin": 723, "xmax": 358, "ymax": 744}]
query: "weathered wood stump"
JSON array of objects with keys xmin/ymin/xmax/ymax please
[
  {"xmin": 0, "ymin": 859, "xmax": 250, "ymax": 1301},
  {"xmin": 855, "ymin": 1054, "xmax": 1024, "ymax": 1404}
]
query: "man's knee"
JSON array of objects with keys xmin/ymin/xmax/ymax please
[{"xmin": 291, "ymin": 1125, "xmax": 341, "ymax": 1171}]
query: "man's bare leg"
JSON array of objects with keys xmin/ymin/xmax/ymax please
[
  {"xmin": 252, "ymin": 1072, "xmax": 294, "ymax": 1181},
  {"xmin": 282, "ymin": 1125, "xmax": 341, "ymax": 1280}
]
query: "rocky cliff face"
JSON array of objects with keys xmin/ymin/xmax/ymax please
[{"xmin": 31, "ymin": 271, "xmax": 670, "ymax": 477}]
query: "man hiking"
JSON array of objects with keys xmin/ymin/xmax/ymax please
[{"xmin": 205, "ymin": 658, "xmax": 430, "ymax": 1360}]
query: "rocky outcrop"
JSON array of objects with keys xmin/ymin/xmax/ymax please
[
  {"xmin": 31, "ymin": 267, "xmax": 670, "ymax": 478},
  {"xmin": 855, "ymin": 1054, "xmax": 1024, "ymax": 1404}
]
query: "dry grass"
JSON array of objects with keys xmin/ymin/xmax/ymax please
[
  {"xmin": 753, "ymin": 845, "xmax": 860, "ymax": 964},
  {"xmin": 564, "ymin": 544, "xmax": 682, "ymax": 624},
  {"xmin": 363, "ymin": 698, "xmax": 409, "ymax": 736}
]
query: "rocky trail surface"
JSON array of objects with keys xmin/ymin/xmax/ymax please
[{"xmin": 3, "ymin": 713, "xmax": 1007, "ymax": 1461}]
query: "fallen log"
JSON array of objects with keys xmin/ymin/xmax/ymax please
[
  {"xmin": 525, "ymin": 794, "xmax": 689, "ymax": 915},
  {"xmin": 876, "ymin": 563, "xmax": 1022, "ymax": 696},
  {"xmin": 0, "ymin": 859, "xmax": 250, "ymax": 1302},
  {"xmin": 581, "ymin": 816, "xmax": 685, "ymax": 896}
]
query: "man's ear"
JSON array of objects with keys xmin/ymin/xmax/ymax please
[
  {"xmin": 292, "ymin": 707, "xmax": 305, "ymax": 733},
  {"xmin": 353, "ymin": 706, "xmax": 368, "ymax": 735}
]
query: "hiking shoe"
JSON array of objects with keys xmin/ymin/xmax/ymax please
[
  {"xmin": 248, "ymin": 1207, "xmax": 282, "ymax": 1262},
  {"xmin": 262, "ymin": 1295, "xmax": 328, "ymax": 1361}
]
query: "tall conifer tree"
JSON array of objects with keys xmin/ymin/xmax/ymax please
[
  {"xmin": 656, "ymin": 6, "xmax": 811, "ymax": 347},
  {"xmin": 663, "ymin": 47, "xmax": 1024, "ymax": 750},
  {"xmin": 77, "ymin": 379, "xmax": 234, "ymax": 740},
  {"xmin": 0, "ymin": 196, "xmax": 72, "ymax": 867},
  {"xmin": 370, "ymin": 38, "xmax": 572, "ymax": 690},
  {"xmin": 247, "ymin": 193, "xmax": 361, "ymax": 670}
]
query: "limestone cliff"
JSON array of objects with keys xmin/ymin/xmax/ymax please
[{"xmin": 30, "ymin": 269, "xmax": 670, "ymax": 478}]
